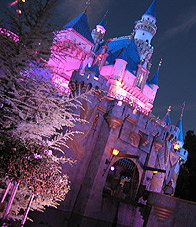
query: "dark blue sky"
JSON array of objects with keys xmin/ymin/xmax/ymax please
[
  {"xmin": 59, "ymin": 0, "xmax": 196, "ymax": 135},
  {"xmin": 1, "ymin": 0, "xmax": 196, "ymax": 135}
]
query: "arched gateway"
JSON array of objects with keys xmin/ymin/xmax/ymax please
[{"xmin": 103, "ymin": 158, "xmax": 139, "ymax": 201}]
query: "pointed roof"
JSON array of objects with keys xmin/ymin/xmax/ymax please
[
  {"xmin": 106, "ymin": 37, "xmax": 140, "ymax": 73},
  {"xmin": 150, "ymin": 69, "xmax": 159, "ymax": 86},
  {"xmin": 150, "ymin": 59, "xmax": 162, "ymax": 86},
  {"xmin": 176, "ymin": 119, "xmax": 184, "ymax": 142},
  {"xmin": 162, "ymin": 106, "xmax": 172, "ymax": 125},
  {"xmin": 63, "ymin": 13, "xmax": 94, "ymax": 44},
  {"xmin": 98, "ymin": 18, "xmax": 107, "ymax": 29},
  {"xmin": 144, "ymin": 0, "xmax": 156, "ymax": 19},
  {"xmin": 176, "ymin": 102, "xmax": 185, "ymax": 142},
  {"xmin": 162, "ymin": 113, "xmax": 172, "ymax": 125},
  {"xmin": 86, "ymin": 64, "xmax": 100, "ymax": 77}
]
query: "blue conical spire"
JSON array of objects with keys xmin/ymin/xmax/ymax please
[
  {"xmin": 150, "ymin": 69, "xmax": 159, "ymax": 86},
  {"xmin": 150, "ymin": 59, "xmax": 162, "ymax": 86},
  {"xmin": 117, "ymin": 38, "xmax": 140, "ymax": 72},
  {"xmin": 176, "ymin": 102, "xmax": 185, "ymax": 143},
  {"xmin": 176, "ymin": 119, "xmax": 184, "ymax": 143},
  {"xmin": 144, "ymin": 0, "xmax": 156, "ymax": 18},
  {"xmin": 162, "ymin": 106, "xmax": 172, "ymax": 125},
  {"xmin": 85, "ymin": 64, "xmax": 100, "ymax": 78},
  {"xmin": 98, "ymin": 17, "xmax": 107, "ymax": 29}
]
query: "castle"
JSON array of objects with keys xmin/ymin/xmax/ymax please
[{"xmin": 31, "ymin": 0, "xmax": 190, "ymax": 226}]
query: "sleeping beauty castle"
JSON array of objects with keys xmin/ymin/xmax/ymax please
[{"xmin": 28, "ymin": 1, "xmax": 196, "ymax": 227}]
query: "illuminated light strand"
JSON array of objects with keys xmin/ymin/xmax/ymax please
[
  {"xmin": 9, "ymin": 0, "xmax": 20, "ymax": 7},
  {"xmin": 0, "ymin": 28, "xmax": 19, "ymax": 42}
]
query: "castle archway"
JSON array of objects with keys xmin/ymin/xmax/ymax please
[{"xmin": 103, "ymin": 158, "xmax": 139, "ymax": 201}]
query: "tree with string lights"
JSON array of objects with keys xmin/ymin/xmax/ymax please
[{"xmin": 0, "ymin": 0, "xmax": 95, "ymax": 225}]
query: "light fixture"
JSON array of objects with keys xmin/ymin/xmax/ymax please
[
  {"xmin": 174, "ymin": 143, "xmax": 180, "ymax": 151},
  {"xmin": 112, "ymin": 149, "xmax": 120, "ymax": 156},
  {"xmin": 133, "ymin": 108, "xmax": 137, "ymax": 114},
  {"xmin": 110, "ymin": 166, "xmax": 115, "ymax": 171},
  {"xmin": 153, "ymin": 171, "xmax": 158, "ymax": 174},
  {"xmin": 103, "ymin": 149, "xmax": 120, "ymax": 176}
]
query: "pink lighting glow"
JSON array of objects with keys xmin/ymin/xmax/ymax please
[
  {"xmin": 52, "ymin": 74, "xmax": 70, "ymax": 92},
  {"xmin": 0, "ymin": 28, "xmax": 19, "ymax": 42}
]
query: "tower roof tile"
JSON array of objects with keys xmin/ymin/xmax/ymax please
[
  {"xmin": 144, "ymin": 0, "xmax": 156, "ymax": 18},
  {"xmin": 63, "ymin": 13, "xmax": 94, "ymax": 44}
]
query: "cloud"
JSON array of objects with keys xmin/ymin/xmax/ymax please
[
  {"xmin": 164, "ymin": 15, "xmax": 196, "ymax": 38},
  {"xmin": 158, "ymin": 6, "xmax": 196, "ymax": 43}
]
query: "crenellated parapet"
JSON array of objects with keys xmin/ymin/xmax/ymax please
[{"xmin": 134, "ymin": 20, "xmax": 157, "ymax": 37}]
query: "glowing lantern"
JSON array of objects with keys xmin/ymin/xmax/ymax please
[
  {"xmin": 153, "ymin": 171, "xmax": 158, "ymax": 174},
  {"xmin": 115, "ymin": 80, "xmax": 121, "ymax": 87},
  {"xmin": 133, "ymin": 108, "xmax": 137, "ymax": 114},
  {"xmin": 22, "ymin": 0, "xmax": 25, "ymax": 2},
  {"xmin": 174, "ymin": 143, "xmax": 180, "ymax": 151},
  {"xmin": 112, "ymin": 149, "xmax": 119, "ymax": 156}
]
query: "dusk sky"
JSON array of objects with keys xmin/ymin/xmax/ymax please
[{"xmin": 1, "ymin": 0, "xmax": 196, "ymax": 135}]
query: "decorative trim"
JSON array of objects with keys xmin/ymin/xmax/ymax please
[
  {"xmin": 153, "ymin": 205, "xmax": 175, "ymax": 221},
  {"xmin": 97, "ymin": 105, "xmax": 109, "ymax": 113},
  {"xmin": 141, "ymin": 138, "xmax": 150, "ymax": 146},
  {"xmin": 105, "ymin": 116, "xmax": 123, "ymax": 129},
  {"xmin": 126, "ymin": 117, "xmax": 136, "ymax": 124},
  {"xmin": 139, "ymin": 131, "xmax": 149, "ymax": 146},
  {"xmin": 129, "ymin": 132, "xmax": 140, "ymax": 148},
  {"xmin": 154, "ymin": 141, "xmax": 164, "ymax": 152}
]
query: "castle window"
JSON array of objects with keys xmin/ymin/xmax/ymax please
[{"xmin": 137, "ymin": 71, "xmax": 144, "ymax": 89}]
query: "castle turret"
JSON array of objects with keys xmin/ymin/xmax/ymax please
[
  {"xmin": 162, "ymin": 106, "xmax": 172, "ymax": 125},
  {"xmin": 176, "ymin": 102, "xmax": 185, "ymax": 148},
  {"xmin": 91, "ymin": 17, "xmax": 107, "ymax": 52},
  {"xmin": 148, "ymin": 59, "xmax": 162, "ymax": 102},
  {"xmin": 134, "ymin": 0, "xmax": 157, "ymax": 61}
]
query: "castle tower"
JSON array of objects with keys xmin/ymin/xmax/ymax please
[
  {"xmin": 134, "ymin": 0, "xmax": 157, "ymax": 61},
  {"xmin": 28, "ymin": 1, "xmax": 190, "ymax": 226},
  {"xmin": 176, "ymin": 102, "xmax": 185, "ymax": 147},
  {"xmin": 162, "ymin": 106, "xmax": 172, "ymax": 125},
  {"xmin": 91, "ymin": 17, "xmax": 107, "ymax": 52}
]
